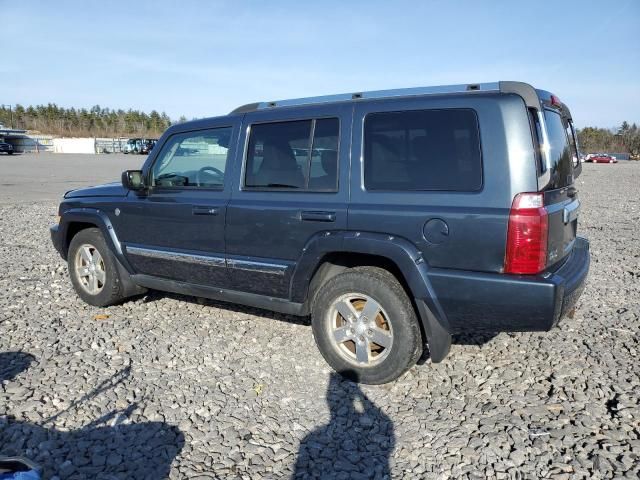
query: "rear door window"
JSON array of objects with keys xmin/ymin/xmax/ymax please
[
  {"xmin": 543, "ymin": 110, "xmax": 574, "ymax": 189},
  {"xmin": 363, "ymin": 109, "xmax": 482, "ymax": 191},
  {"xmin": 244, "ymin": 118, "xmax": 339, "ymax": 191}
]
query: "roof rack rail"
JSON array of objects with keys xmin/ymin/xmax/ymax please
[{"xmin": 229, "ymin": 82, "xmax": 501, "ymax": 114}]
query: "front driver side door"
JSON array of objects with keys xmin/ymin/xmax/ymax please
[{"xmin": 116, "ymin": 121, "xmax": 239, "ymax": 288}]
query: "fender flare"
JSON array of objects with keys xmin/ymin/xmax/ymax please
[
  {"xmin": 60, "ymin": 208, "xmax": 133, "ymax": 274},
  {"xmin": 291, "ymin": 231, "xmax": 452, "ymax": 362},
  {"xmin": 60, "ymin": 208, "xmax": 145, "ymax": 298}
]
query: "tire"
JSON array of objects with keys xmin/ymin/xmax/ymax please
[
  {"xmin": 311, "ymin": 266, "xmax": 422, "ymax": 384},
  {"xmin": 8, "ymin": 151, "xmax": 13, "ymax": 155},
  {"xmin": 67, "ymin": 228, "xmax": 128, "ymax": 307}
]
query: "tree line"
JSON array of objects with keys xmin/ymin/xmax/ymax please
[
  {"xmin": 577, "ymin": 121, "xmax": 640, "ymax": 158},
  {"xmin": 0, "ymin": 104, "xmax": 180, "ymax": 138},
  {"xmin": 1, "ymin": 104, "xmax": 639, "ymax": 156}
]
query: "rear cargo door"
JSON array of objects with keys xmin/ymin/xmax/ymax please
[{"xmin": 537, "ymin": 109, "xmax": 581, "ymax": 268}]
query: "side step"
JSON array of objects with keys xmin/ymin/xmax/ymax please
[{"xmin": 131, "ymin": 274, "xmax": 305, "ymax": 316}]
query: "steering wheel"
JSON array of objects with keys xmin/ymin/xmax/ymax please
[{"xmin": 196, "ymin": 166, "xmax": 224, "ymax": 186}]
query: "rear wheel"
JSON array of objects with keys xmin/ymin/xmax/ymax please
[
  {"xmin": 311, "ymin": 267, "xmax": 422, "ymax": 384},
  {"xmin": 68, "ymin": 228, "xmax": 128, "ymax": 306}
]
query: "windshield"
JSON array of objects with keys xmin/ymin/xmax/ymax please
[{"xmin": 544, "ymin": 110, "xmax": 574, "ymax": 189}]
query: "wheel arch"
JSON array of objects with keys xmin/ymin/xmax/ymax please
[
  {"xmin": 293, "ymin": 231, "xmax": 453, "ymax": 362},
  {"xmin": 65, "ymin": 221, "xmax": 98, "ymax": 257},
  {"xmin": 60, "ymin": 208, "xmax": 131, "ymax": 272},
  {"xmin": 62, "ymin": 208, "xmax": 145, "ymax": 298}
]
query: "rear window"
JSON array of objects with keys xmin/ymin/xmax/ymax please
[
  {"xmin": 364, "ymin": 109, "xmax": 482, "ymax": 191},
  {"xmin": 544, "ymin": 110, "xmax": 574, "ymax": 189}
]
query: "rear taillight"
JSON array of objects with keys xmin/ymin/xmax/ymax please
[{"xmin": 504, "ymin": 192, "xmax": 548, "ymax": 274}]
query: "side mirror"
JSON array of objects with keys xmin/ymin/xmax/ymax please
[{"xmin": 122, "ymin": 170, "xmax": 146, "ymax": 191}]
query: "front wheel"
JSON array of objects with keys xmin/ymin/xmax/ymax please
[
  {"xmin": 68, "ymin": 228, "xmax": 128, "ymax": 306},
  {"xmin": 311, "ymin": 267, "xmax": 422, "ymax": 384}
]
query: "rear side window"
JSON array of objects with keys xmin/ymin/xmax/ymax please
[
  {"xmin": 364, "ymin": 109, "xmax": 482, "ymax": 191},
  {"xmin": 565, "ymin": 120, "xmax": 580, "ymax": 168},
  {"xmin": 544, "ymin": 110, "xmax": 574, "ymax": 189},
  {"xmin": 245, "ymin": 118, "xmax": 339, "ymax": 191}
]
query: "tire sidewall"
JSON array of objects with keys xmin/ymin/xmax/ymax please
[
  {"xmin": 67, "ymin": 228, "xmax": 122, "ymax": 307},
  {"xmin": 312, "ymin": 269, "xmax": 421, "ymax": 384}
]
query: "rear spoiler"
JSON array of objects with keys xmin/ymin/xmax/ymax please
[
  {"xmin": 499, "ymin": 82, "xmax": 581, "ymax": 188},
  {"xmin": 499, "ymin": 81, "xmax": 544, "ymax": 111}
]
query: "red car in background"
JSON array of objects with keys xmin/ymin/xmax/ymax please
[{"xmin": 586, "ymin": 153, "xmax": 617, "ymax": 163}]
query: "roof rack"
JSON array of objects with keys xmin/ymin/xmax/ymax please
[{"xmin": 230, "ymin": 82, "xmax": 501, "ymax": 114}]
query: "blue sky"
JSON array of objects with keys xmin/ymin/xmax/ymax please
[{"xmin": 1, "ymin": 0, "xmax": 638, "ymax": 127}]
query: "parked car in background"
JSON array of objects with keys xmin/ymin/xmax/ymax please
[
  {"xmin": 51, "ymin": 81, "xmax": 590, "ymax": 384},
  {"xmin": 124, "ymin": 138, "xmax": 158, "ymax": 155},
  {"xmin": 586, "ymin": 153, "xmax": 617, "ymax": 163},
  {"xmin": 123, "ymin": 138, "xmax": 143, "ymax": 154},
  {"xmin": 0, "ymin": 141, "xmax": 14, "ymax": 155},
  {"xmin": 140, "ymin": 139, "xmax": 157, "ymax": 154}
]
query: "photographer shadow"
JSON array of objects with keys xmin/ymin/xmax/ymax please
[
  {"xmin": 0, "ymin": 352, "xmax": 184, "ymax": 479},
  {"xmin": 294, "ymin": 371, "xmax": 394, "ymax": 479}
]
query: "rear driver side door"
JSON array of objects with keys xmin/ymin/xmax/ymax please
[{"xmin": 225, "ymin": 104, "xmax": 351, "ymax": 298}]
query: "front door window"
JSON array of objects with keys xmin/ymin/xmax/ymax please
[{"xmin": 151, "ymin": 128, "xmax": 232, "ymax": 188}]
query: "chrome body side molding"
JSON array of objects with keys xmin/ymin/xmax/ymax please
[
  {"xmin": 126, "ymin": 245, "xmax": 289, "ymax": 276},
  {"xmin": 125, "ymin": 246, "xmax": 226, "ymax": 268},
  {"xmin": 227, "ymin": 258, "xmax": 288, "ymax": 276}
]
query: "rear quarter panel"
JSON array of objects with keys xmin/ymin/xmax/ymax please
[{"xmin": 349, "ymin": 93, "xmax": 539, "ymax": 273}]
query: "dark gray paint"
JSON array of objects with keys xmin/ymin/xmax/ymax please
[
  {"xmin": 114, "ymin": 118, "xmax": 241, "ymax": 288},
  {"xmin": 225, "ymin": 103, "xmax": 352, "ymax": 297},
  {"xmin": 50, "ymin": 82, "xmax": 590, "ymax": 362}
]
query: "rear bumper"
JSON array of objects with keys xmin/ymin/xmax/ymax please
[{"xmin": 429, "ymin": 237, "xmax": 590, "ymax": 333}]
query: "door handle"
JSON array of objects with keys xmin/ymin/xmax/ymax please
[
  {"xmin": 192, "ymin": 206, "xmax": 219, "ymax": 216},
  {"xmin": 301, "ymin": 211, "xmax": 336, "ymax": 222}
]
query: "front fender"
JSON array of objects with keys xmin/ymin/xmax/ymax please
[{"xmin": 59, "ymin": 208, "xmax": 133, "ymax": 273}]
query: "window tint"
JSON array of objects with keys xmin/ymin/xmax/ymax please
[
  {"xmin": 152, "ymin": 128, "xmax": 231, "ymax": 188},
  {"xmin": 245, "ymin": 118, "xmax": 339, "ymax": 191},
  {"xmin": 308, "ymin": 118, "xmax": 339, "ymax": 190},
  {"xmin": 364, "ymin": 109, "xmax": 482, "ymax": 191},
  {"xmin": 543, "ymin": 110, "xmax": 573, "ymax": 189},
  {"xmin": 565, "ymin": 120, "xmax": 580, "ymax": 168},
  {"xmin": 529, "ymin": 108, "xmax": 544, "ymax": 174}
]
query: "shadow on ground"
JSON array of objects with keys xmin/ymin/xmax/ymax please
[
  {"xmin": 0, "ymin": 351, "xmax": 35, "ymax": 382},
  {"xmin": 294, "ymin": 371, "xmax": 395, "ymax": 478},
  {"xmin": 0, "ymin": 352, "xmax": 184, "ymax": 479}
]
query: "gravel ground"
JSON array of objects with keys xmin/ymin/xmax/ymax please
[{"xmin": 1, "ymin": 161, "xmax": 639, "ymax": 479}]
